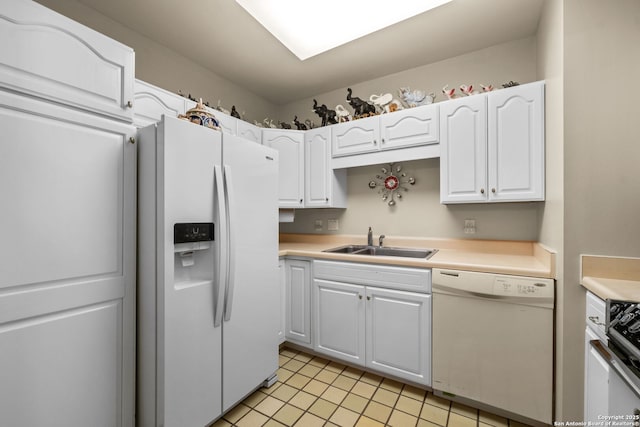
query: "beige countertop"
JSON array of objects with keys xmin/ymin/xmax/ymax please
[
  {"xmin": 279, "ymin": 233, "xmax": 556, "ymax": 279},
  {"xmin": 580, "ymin": 255, "xmax": 640, "ymax": 301}
]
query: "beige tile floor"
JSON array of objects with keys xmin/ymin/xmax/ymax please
[{"xmin": 213, "ymin": 347, "xmax": 534, "ymax": 427}]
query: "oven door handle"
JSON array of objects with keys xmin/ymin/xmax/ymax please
[{"xmin": 591, "ymin": 339, "xmax": 640, "ymax": 399}]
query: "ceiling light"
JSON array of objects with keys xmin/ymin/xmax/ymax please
[{"xmin": 235, "ymin": 0, "xmax": 453, "ymax": 61}]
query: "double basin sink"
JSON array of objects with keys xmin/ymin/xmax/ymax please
[{"xmin": 323, "ymin": 244, "xmax": 437, "ymax": 260}]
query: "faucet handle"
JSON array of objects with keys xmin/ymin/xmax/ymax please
[{"xmin": 379, "ymin": 234, "xmax": 386, "ymax": 247}]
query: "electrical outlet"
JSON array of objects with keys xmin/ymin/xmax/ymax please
[
  {"xmin": 327, "ymin": 219, "xmax": 339, "ymax": 231},
  {"xmin": 464, "ymin": 219, "xmax": 476, "ymax": 234},
  {"xmin": 314, "ymin": 219, "xmax": 323, "ymax": 231}
]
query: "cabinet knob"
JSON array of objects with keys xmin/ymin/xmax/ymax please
[
  {"xmin": 381, "ymin": 138, "xmax": 385, "ymax": 144},
  {"xmin": 491, "ymin": 188, "xmax": 496, "ymax": 193},
  {"xmin": 325, "ymin": 197, "xmax": 329, "ymax": 202},
  {"xmin": 126, "ymin": 101, "xmax": 133, "ymax": 108},
  {"xmin": 373, "ymin": 140, "xmax": 377, "ymax": 145},
  {"xmin": 367, "ymin": 296, "xmax": 371, "ymax": 301},
  {"xmin": 358, "ymin": 295, "xmax": 363, "ymax": 300},
  {"xmin": 299, "ymin": 199, "xmax": 303, "ymax": 204},
  {"xmin": 128, "ymin": 137, "xmax": 135, "ymax": 144},
  {"xmin": 480, "ymin": 188, "xmax": 485, "ymax": 194}
]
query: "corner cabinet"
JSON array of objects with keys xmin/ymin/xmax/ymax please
[
  {"xmin": 440, "ymin": 81, "xmax": 545, "ymax": 203},
  {"xmin": 305, "ymin": 127, "xmax": 347, "ymax": 208},
  {"xmin": 134, "ymin": 79, "xmax": 187, "ymax": 128},
  {"xmin": 263, "ymin": 129, "xmax": 305, "ymax": 208}
]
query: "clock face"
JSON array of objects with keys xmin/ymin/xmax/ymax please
[{"xmin": 384, "ymin": 175, "xmax": 399, "ymax": 190}]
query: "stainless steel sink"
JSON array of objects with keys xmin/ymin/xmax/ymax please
[{"xmin": 323, "ymin": 245, "xmax": 437, "ymax": 259}]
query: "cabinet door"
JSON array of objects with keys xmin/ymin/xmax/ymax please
[
  {"xmin": 0, "ymin": 0, "xmax": 134, "ymax": 122},
  {"xmin": 305, "ymin": 127, "xmax": 331, "ymax": 207},
  {"xmin": 0, "ymin": 92, "xmax": 136, "ymax": 427},
  {"xmin": 237, "ymin": 120, "xmax": 262, "ymax": 144},
  {"xmin": 263, "ymin": 130, "xmax": 305, "ymax": 208},
  {"xmin": 134, "ymin": 79, "xmax": 187, "ymax": 128},
  {"xmin": 379, "ymin": 104, "xmax": 439, "ymax": 150},
  {"xmin": 285, "ymin": 259, "xmax": 312, "ymax": 345},
  {"xmin": 440, "ymin": 95, "xmax": 488, "ymax": 203},
  {"xmin": 331, "ymin": 115, "xmax": 380, "ymax": 157},
  {"xmin": 584, "ymin": 328, "xmax": 609, "ymax": 422},
  {"xmin": 488, "ymin": 81, "xmax": 545, "ymax": 202},
  {"xmin": 313, "ymin": 279, "xmax": 366, "ymax": 365},
  {"xmin": 366, "ymin": 287, "xmax": 431, "ymax": 385}
]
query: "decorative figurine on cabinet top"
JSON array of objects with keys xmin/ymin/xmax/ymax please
[
  {"xmin": 369, "ymin": 93, "xmax": 404, "ymax": 114},
  {"xmin": 293, "ymin": 116, "xmax": 307, "ymax": 130},
  {"xmin": 230, "ymin": 105, "xmax": 241, "ymax": 119},
  {"xmin": 346, "ymin": 88, "xmax": 376, "ymax": 118},
  {"xmin": 481, "ymin": 84, "xmax": 494, "ymax": 92},
  {"xmin": 442, "ymin": 85, "xmax": 456, "ymax": 100},
  {"xmin": 459, "ymin": 84, "xmax": 476, "ymax": 96},
  {"xmin": 502, "ymin": 80, "xmax": 520, "ymax": 88},
  {"xmin": 335, "ymin": 104, "xmax": 352, "ymax": 122},
  {"xmin": 312, "ymin": 99, "xmax": 338, "ymax": 127},
  {"xmin": 398, "ymin": 87, "xmax": 434, "ymax": 108},
  {"xmin": 178, "ymin": 98, "xmax": 221, "ymax": 131}
]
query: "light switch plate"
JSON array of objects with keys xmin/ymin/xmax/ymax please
[{"xmin": 327, "ymin": 219, "xmax": 339, "ymax": 231}]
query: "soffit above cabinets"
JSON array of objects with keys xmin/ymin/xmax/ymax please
[{"xmin": 39, "ymin": 0, "xmax": 544, "ymax": 104}]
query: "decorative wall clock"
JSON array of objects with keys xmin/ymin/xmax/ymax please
[{"xmin": 368, "ymin": 163, "xmax": 416, "ymax": 206}]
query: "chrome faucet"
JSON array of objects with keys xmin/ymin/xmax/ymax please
[
  {"xmin": 367, "ymin": 227, "xmax": 373, "ymax": 246},
  {"xmin": 379, "ymin": 235, "xmax": 386, "ymax": 247}
]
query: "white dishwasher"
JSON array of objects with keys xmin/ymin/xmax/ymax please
[{"xmin": 431, "ymin": 269, "xmax": 554, "ymax": 424}]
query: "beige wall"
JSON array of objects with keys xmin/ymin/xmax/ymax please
[
  {"xmin": 35, "ymin": 0, "xmax": 277, "ymax": 123},
  {"xmin": 279, "ymin": 38, "xmax": 542, "ymax": 241},
  {"xmin": 536, "ymin": 0, "xmax": 566, "ymax": 421},
  {"xmin": 275, "ymin": 37, "xmax": 537, "ymax": 127},
  {"xmin": 560, "ymin": 0, "xmax": 640, "ymax": 420}
]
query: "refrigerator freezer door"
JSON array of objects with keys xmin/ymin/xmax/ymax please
[
  {"xmin": 139, "ymin": 116, "xmax": 223, "ymax": 427},
  {"xmin": 222, "ymin": 135, "xmax": 280, "ymax": 411}
]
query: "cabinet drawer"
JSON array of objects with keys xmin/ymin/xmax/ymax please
[
  {"xmin": 314, "ymin": 260, "xmax": 431, "ymax": 293},
  {"xmin": 586, "ymin": 291, "xmax": 606, "ymax": 340}
]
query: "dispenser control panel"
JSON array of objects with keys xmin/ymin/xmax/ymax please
[{"xmin": 174, "ymin": 223, "xmax": 214, "ymax": 244}]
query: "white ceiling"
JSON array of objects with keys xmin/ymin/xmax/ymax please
[{"xmin": 72, "ymin": 0, "xmax": 545, "ymax": 105}]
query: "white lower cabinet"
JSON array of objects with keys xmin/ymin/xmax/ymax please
[
  {"xmin": 278, "ymin": 259, "xmax": 286, "ymax": 344},
  {"xmin": 584, "ymin": 291, "xmax": 609, "ymax": 421},
  {"xmin": 284, "ymin": 259, "xmax": 312, "ymax": 347},
  {"xmin": 312, "ymin": 261, "xmax": 432, "ymax": 386}
]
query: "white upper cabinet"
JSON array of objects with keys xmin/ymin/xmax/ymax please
[
  {"xmin": 134, "ymin": 80, "xmax": 187, "ymax": 128},
  {"xmin": 305, "ymin": 127, "xmax": 347, "ymax": 208},
  {"xmin": 0, "ymin": 0, "xmax": 134, "ymax": 122},
  {"xmin": 488, "ymin": 81, "xmax": 545, "ymax": 202},
  {"xmin": 331, "ymin": 104, "xmax": 440, "ymax": 169},
  {"xmin": 263, "ymin": 129, "xmax": 305, "ymax": 208},
  {"xmin": 332, "ymin": 115, "xmax": 380, "ymax": 157},
  {"xmin": 237, "ymin": 120, "xmax": 262, "ymax": 144},
  {"xmin": 440, "ymin": 81, "xmax": 545, "ymax": 203},
  {"xmin": 379, "ymin": 104, "xmax": 439, "ymax": 150},
  {"xmin": 440, "ymin": 95, "xmax": 488, "ymax": 203}
]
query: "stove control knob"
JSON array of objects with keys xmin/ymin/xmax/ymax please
[
  {"xmin": 611, "ymin": 305, "xmax": 622, "ymax": 316},
  {"xmin": 620, "ymin": 313, "xmax": 636, "ymax": 326},
  {"xmin": 629, "ymin": 321, "xmax": 640, "ymax": 334}
]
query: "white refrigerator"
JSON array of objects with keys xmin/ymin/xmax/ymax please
[{"xmin": 137, "ymin": 116, "xmax": 279, "ymax": 426}]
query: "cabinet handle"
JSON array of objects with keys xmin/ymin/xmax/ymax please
[
  {"xmin": 491, "ymin": 188, "xmax": 496, "ymax": 193},
  {"xmin": 367, "ymin": 296, "xmax": 371, "ymax": 301},
  {"xmin": 358, "ymin": 295, "xmax": 363, "ymax": 300},
  {"xmin": 128, "ymin": 137, "xmax": 135, "ymax": 144},
  {"xmin": 589, "ymin": 316, "xmax": 605, "ymax": 327},
  {"xmin": 126, "ymin": 100, "xmax": 133, "ymax": 108},
  {"xmin": 480, "ymin": 188, "xmax": 485, "ymax": 194}
]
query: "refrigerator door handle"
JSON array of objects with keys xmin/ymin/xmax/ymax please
[
  {"xmin": 213, "ymin": 165, "xmax": 227, "ymax": 327},
  {"xmin": 223, "ymin": 164, "xmax": 236, "ymax": 322}
]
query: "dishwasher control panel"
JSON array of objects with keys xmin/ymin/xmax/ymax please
[{"xmin": 493, "ymin": 277, "xmax": 553, "ymax": 298}]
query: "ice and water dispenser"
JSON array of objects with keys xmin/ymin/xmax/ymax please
[{"xmin": 173, "ymin": 222, "xmax": 214, "ymax": 283}]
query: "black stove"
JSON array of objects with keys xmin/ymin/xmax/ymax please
[{"xmin": 607, "ymin": 300, "xmax": 640, "ymax": 379}]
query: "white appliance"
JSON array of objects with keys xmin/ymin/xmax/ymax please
[
  {"xmin": 137, "ymin": 116, "xmax": 279, "ymax": 427},
  {"xmin": 431, "ymin": 269, "xmax": 554, "ymax": 424}
]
